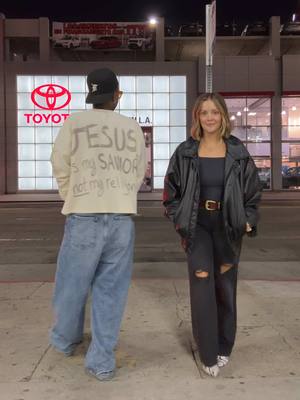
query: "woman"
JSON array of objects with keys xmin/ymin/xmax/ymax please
[{"xmin": 163, "ymin": 93, "xmax": 262, "ymax": 377}]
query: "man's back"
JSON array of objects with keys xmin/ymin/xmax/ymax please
[{"xmin": 51, "ymin": 109, "xmax": 146, "ymax": 215}]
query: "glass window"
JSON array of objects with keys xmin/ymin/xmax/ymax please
[
  {"xmin": 35, "ymin": 127, "xmax": 52, "ymax": 143},
  {"xmin": 247, "ymin": 143, "xmax": 271, "ymax": 157},
  {"xmin": 36, "ymin": 161, "xmax": 52, "ymax": 177},
  {"xmin": 153, "ymin": 160, "xmax": 169, "ymax": 176},
  {"xmin": 137, "ymin": 93, "xmax": 152, "ymax": 109},
  {"xmin": 18, "ymin": 127, "xmax": 35, "ymax": 143},
  {"xmin": 231, "ymin": 126, "xmax": 247, "ymax": 141},
  {"xmin": 153, "ymin": 177, "xmax": 164, "ymax": 189},
  {"xmin": 136, "ymin": 76, "xmax": 152, "ymax": 92},
  {"xmin": 17, "ymin": 75, "xmax": 34, "ymax": 92},
  {"xmin": 170, "ymin": 127, "xmax": 186, "ymax": 142},
  {"xmin": 19, "ymin": 178, "xmax": 36, "ymax": 190},
  {"xmin": 69, "ymin": 93, "xmax": 86, "ymax": 109},
  {"xmin": 35, "ymin": 144, "xmax": 52, "ymax": 160},
  {"xmin": 52, "ymin": 127, "xmax": 60, "ymax": 142},
  {"xmin": 153, "ymin": 110, "xmax": 169, "ymax": 126},
  {"xmin": 153, "ymin": 94, "xmax": 169, "ymax": 109},
  {"xmin": 153, "ymin": 144, "xmax": 169, "ymax": 159},
  {"xmin": 226, "ymin": 96, "xmax": 271, "ymax": 190},
  {"xmin": 52, "ymin": 179, "xmax": 58, "ymax": 190},
  {"xmin": 170, "ymin": 76, "xmax": 186, "ymax": 92},
  {"xmin": 18, "ymin": 161, "xmax": 35, "ymax": 177},
  {"xmin": 52, "ymin": 76, "xmax": 69, "ymax": 88},
  {"xmin": 282, "ymin": 126, "xmax": 300, "ymax": 141},
  {"xmin": 281, "ymin": 98, "xmax": 300, "ymax": 190},
  {"xmin": 170, "ymin": 110, "xmax": 186, "ymax": 126},
  {"xmin": 119, "ymin": 76, "xmax": 136, "ymax": 92},
  {"xmin": 17, "ymin": 74, "xmax": 187, "ymax": 191},
  {"xmin": 255, "ymin": 158, "xmax": 271, "ymax": 190},
  {"xmin": 68, "ymin": 76, "xmax": 86, "ymax": 92},
  {"xmin": 153, "ymin": 76, "xmax": 169, "ymax": 92},
  {"xmin": 18, "ymin": 144, "xmax": 35, "ymax": 160},
  {"xmin": 18, "ymin": 111, "xmax": 34, "ymax": 127},
  {"xmin": 18, "ymin": 93, "xmax": 34, "ymax": 110},
  {"xmin": 170, "ymin": 93, "xmax": 186, "ymax": 109},
  {"xmin": 136, "ymin": 110, "xmax": 152, "ymax": 125},
  {"xmin": 119, "ymin": 93, "xmax": 136, "ymax": 109},
  {"xmin": 34, "ymin": 76, "xmax": 52, "ymax": 87},
  {"xmin": 36, "ymin": 178, "xmax": 53, "ymax": 189},
  {"xmin": 247, "ymin": 98, "xmax": 271, "ymax": 126},
  {"xmin": 170, "ymin": 143, "xmax": 181, "ymax": 155},
  {"xmin": 247, "ymin": 127, "xmax": 271, "ymax": 141},
  {"xmin": 153, "ymin": 127, "xmax": 169, "ymax": 143}
]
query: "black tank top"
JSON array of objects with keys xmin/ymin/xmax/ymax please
[{"xmin": 198, "ymin": 157, "xmax": 225, "ymax": 201}]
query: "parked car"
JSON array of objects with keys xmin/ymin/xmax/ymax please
[
  {"xmin": 241, "ymin": 21, "xmax": 269, "ymax": 36},
  {"xmin": 216, "ymin": 22, "xmax": 240, "ymax": 36},
  {"xmin": 178, "ymin": 23, "xmax": 205, "ymax": 36},
  {"xmin": 90, "ymin": 36, "xmax": 122, "ymax": 50},
  {"xmin": 280, "ymin": 21, "xmax": 300, "ymax": 35},
  {"xmin": 53, "ymin": 35, "xmax": 81, "ymax": 49},
  {"xmin": 258, "ymin": 167, "xmax": 271, "ymax": 189},
  {"xmin": 282, "ymin": 166, "xmax": 300, "ymax": 188},
  {"xmin": 127, "ymin": 37, "xmax": 152, "ymax": 50},
  {"xmin": 164, "ymin": 25, "xmax": 175, "ymax": 37}
]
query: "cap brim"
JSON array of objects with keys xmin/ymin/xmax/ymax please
[{"xmin": 86, "ymin": 91, "xmax": 115, "ymax": 104}]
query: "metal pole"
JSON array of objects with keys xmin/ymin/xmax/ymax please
[{"xmin": 206, "ymin": 1, "xmax": 216, "ymax": 93}]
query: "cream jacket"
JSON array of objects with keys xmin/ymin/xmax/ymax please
[{"xmin": 51, "ymin": 109, "xmax": 147, "ymax": 215}]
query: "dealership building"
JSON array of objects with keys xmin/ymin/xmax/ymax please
[{"xmin": 1, "ymin": 15, "xmax": 300, "ymax": 200}]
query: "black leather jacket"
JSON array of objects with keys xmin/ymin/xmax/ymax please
[{"xmin": 163, "ymin": 135, "xmax": 262, "ymax": 255}]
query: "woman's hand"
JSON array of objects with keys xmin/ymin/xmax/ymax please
[{"xmin": 246, "ymin": 222, "xmax": 252, "ymax": 232}]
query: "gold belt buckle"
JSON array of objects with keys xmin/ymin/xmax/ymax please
[{"xmin": 205, "ymin": 200, "xmax": 215, "ymax": 210}]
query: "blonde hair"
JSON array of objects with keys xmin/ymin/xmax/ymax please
[{"xmin": 190, "ymin": 93, "xmax": 232, "ymax": 140}]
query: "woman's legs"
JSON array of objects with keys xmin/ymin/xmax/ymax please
[
  {"xmin": 215, "ymin": 264, "xmax": 238, "ymax": 357},
  {"xmin": 187, "ymin": 225, "xmax": 219, "ymax": 368}
]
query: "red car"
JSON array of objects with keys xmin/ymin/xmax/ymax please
[{"xmin": 90, "ymin": 36, "xmax": 122, "ymax": 50}]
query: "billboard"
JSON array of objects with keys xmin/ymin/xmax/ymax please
[{"xmin": 52, "ymin": 22, "xmax": 155, "ymax": 51}]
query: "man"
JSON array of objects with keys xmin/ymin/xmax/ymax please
[{"xmin": 50, "ymin": 68, "xmax": 146, "ymax": 381}]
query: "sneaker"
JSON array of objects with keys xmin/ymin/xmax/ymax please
[
  {"xmin": 202, "ymin": 364, "xmax": 219, "ymax": 377},
  {"xmin": 85, "ymin": 368, "xmax": 115, "ymax": 381},
  {"xmin": 217, "ymin": 355, "xmax": 229, "ymax": 368}
]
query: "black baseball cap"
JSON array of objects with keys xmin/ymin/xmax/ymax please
[{"xmin": 86, "ymin": 68, "xmax": 119, "ymax": 104}]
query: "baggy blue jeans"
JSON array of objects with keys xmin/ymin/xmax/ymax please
[{"xmin": 50, "ymin": 213, "xmax": 135, "ymax": 374}]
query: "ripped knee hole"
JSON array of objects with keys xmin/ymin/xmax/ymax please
[
  {"xmin": 220, "ymin": 264, "xmax": 233, "ymax": 274},
  {"xmin": 194, "ymin": 270, "xmax": 209, "ymax": 279}
]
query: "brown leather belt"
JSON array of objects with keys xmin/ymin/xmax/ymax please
[{"xmin": 199, "ymin": 199, "xmax": 221, "ymax": 211}]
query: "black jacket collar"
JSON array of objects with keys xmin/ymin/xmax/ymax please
[{"xmin": 180, "ymin": 135, "xmax": 249, "ymax": 161}]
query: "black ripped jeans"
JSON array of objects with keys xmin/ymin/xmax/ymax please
[{"xmin": 187, "ymin": 208, "xmax": 239, "ymax": 367}]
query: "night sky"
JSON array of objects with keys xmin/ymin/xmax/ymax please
[{"xmin": 0, "ymin": 0, "xmax": 299, "ymax": 25}]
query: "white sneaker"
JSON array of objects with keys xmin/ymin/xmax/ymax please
[
  {"xmin": 217, "ymin": 355, "xmax": 229, "ymax": 368},
  {"xmin": 202, "ymin": 364, "xmax": 220, "ymax": 377}
]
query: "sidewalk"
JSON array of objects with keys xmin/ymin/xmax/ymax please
[{"xmin": 1, "ymin": 268, "xmax": 299, "ymax": 400}]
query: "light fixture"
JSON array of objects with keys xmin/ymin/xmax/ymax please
[
  {"xmin": 243, "ymin": 107, "xmax": 249, "ymax": 112},
  {"xmin": 149, "ymin": 17, "xmax": 158, "ymax": 26},
  {"xmin": 281, "ymin": 110, "xmax": 286, "ymax": 115},
  {"xmin": 236, "ymin": 111, "xmax": 242, "ymax": 116},
  {"xmin": 248, "ymin": 112, "xmax": 257, "ymax": 116},
  {"xmin": 292, "ymin": 106, "xmax": 297, "ymax": 111},
  {"xmin": 230, "ymin": 115, "xmax": 236, "ymax": 120}
]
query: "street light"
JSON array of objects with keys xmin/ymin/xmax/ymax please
[{"xmin": 149, "ymin": 17, "xmax": 158, "ymax": 26}]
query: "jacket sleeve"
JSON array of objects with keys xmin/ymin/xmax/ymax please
[
  {"xmin": 50, "ymin": 118, "xmax": 72, "ymax": 200},
  {"xmin": 163, "ymin": 150, "xmax": 181, "ymax": 223},
  {"xmin": 243, "ymin": 156, "xmax": 263, "ymax": 237}
]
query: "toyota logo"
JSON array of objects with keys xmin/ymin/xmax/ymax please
[{"xmin": 31, "ymin": 84, "xmax": 71, "ymax": 110}]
